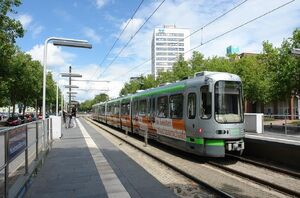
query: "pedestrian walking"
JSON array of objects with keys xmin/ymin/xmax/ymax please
[{"xmin": 70, "ymin": 106, "xmax": 77, "ymax": 128}]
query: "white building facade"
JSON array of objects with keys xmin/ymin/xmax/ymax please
[{"xmin": 151, "ymin": 25, "xmax": 190, "ymax": 79}]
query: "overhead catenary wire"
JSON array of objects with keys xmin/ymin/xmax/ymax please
[
  {"xmin": 89, "ymin": 0, "xmax": 145, "ymax": 80},
  {"xmin": 186, "ymin": 0, "xmax": 248, "ymax": 40},
  {"xmin": 187, "ymin": 0, "xmax": 295, "ymax": 53},
  {"xmin": 111, "ymin": 0, "xmax": 249, "ymax": 81},
  {"xmin": 111, "ymin": 0, "xmax": 294, "ymax": 82},
  {"xmin": 97, "ymin": 0, "xmax": 167, "ymax": 78},
  {"xmin": 112, "ymin": 59, "xmax": 151, "ymax": 81}
]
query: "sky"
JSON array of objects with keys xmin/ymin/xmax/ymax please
[{"xmin": 13, "ymin": 0, "xmax": 300, "ymax": 102}]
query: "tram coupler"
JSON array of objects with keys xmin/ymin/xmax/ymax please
[{"xmin": 225, "ymin": 140, "xmax": 244, "ymax": 151}]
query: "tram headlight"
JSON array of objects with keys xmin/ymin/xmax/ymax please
[{"xmin": 216, "ymin": 130, "xmax": 229, "ymax": 135}]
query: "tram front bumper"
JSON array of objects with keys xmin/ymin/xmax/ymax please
[{"xmin": 226, "ymin": 140, "xmax": 244, "ymax": 151}]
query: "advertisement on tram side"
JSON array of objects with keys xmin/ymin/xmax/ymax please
[{"xmin": 8, "ymin": 125, "xmax": 27, "ymax": 161}]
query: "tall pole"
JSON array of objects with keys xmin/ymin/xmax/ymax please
[
  {"xmin": 56, "ymin": 83, "xmax": 59, "ymax": 116},
  {"xmin": 61, "ymin": 93, "xmax": 64, "ymax": 113},
  {"xmin": 69, "ymin": 66, "xmax": 72, "ymax": 114},
  {"xmin": 42, "ymin": 38, "xmax": 50, "ymax": 120}
]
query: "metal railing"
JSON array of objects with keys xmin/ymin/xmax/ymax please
[
  {"xmin": 264, "ymin": 114, "xmax": 300, "ymax": 135},
  {"xmin": 0, "ymin": 118, "xmax": 53, "ymax": 198}
]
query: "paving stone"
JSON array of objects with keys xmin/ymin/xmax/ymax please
[{"xmin": 25, "ymin": 118, "xmax": 176, "ymax": 198}]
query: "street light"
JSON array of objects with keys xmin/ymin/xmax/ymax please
[
  {"xmin": 64, "ymin": 85, "xmax": 79, "ymax": 88},
  {"xmin": 292, "ymin": 48, "xmax": 300, "ymax": 56},
  {"xmin": 53, "ymin": 40, "xmax": 92, "ymax": 49},
  {"xmin": 61, "ymin": 73, "xmax": 83, "ymax": 78},
  {"xmin": 42, "ymin": 37, "xmax": 92, "ymax": 120}
]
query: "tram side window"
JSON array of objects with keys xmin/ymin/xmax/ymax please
[
  {"xmin": 107, "ymin": 104, "xmax": 112, "ymax": 115},
  {"xmin": 133, "ymin": 100, "xmax": 138, "ymax": 116},
  {"xmin": 157, "ymin": 96, "xmax": 169, "ymax": 118},
  {"xmin": 121, "ymin": 102, "xmax": 130, "ymax": 115},
  {"xmin": 188, "ymin": 93, "xmax": 196, "ymax": 119},
  {"xmin": 113, "ymin": 103, "xmax": 119, "ymax": 115},
  {"xmin": 150, "ymin": 98, "xmax": 156, "ymax": 118},
  {"xmin": 170, "ymin": 94, "xmax": 183, "ymax": 119},
  {"xmin": 200, "ymin": 86, "xmax": 212, "ymax": 119},
  {"xmin": 99, "ymin": 106, "xmax": 102, "ymax": 114},
  {"xmin": 139, "ymin": 99, "xmax": 147, "ymax": 115},
  {"xmin": 102, "ymin": 106, "xmax": 106, "ymax": 115}
]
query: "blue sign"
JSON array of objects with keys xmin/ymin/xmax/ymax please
[{"xmin": 8, "ymin": 125, "xmax": 27, "ymax": 161}]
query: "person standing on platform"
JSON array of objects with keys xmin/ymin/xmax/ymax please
[
  {"xmin": 71, "ymin": 106, "xmax": 77, "ymax": 127},
  {"xmin": 63, "ymin": 110, "xmax": 67, "ymax": 128}
]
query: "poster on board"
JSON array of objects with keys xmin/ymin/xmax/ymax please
[{"xmin": 8, "ymin": 125, "xmax": 27, "ymax": 161}]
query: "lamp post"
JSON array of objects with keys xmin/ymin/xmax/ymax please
[
  {"xmin": 291, "ymin": 48, "xmax": 300, "ymax": 56},
  {"xmin": 42, "ymin": 37, "xmax": 92, "ymax": 120},
  {"xmin": 56, "ymin": 83, "xmax": 59, "ymax": 116}
]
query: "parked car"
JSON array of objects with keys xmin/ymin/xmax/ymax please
[
  {"xmin": 6, "ymin": 116, "xmax": 22, "ymax": 126},
  {"xmin": 38, "ymin": 113, "xmax": 49, "ymax": 119},
  {"xmin": 25, "ymin": 114, "xmax": 33, "ymax": 122},
  {"xmin": 30, "ymin": 113, "xmax": 36, "ymax": 121},
  {"xmin": 18, "ymin": 115, "xmax": 26, "ymax": 124}
]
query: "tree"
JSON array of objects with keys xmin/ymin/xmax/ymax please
[
  {"xmin": 46, "ymin": 72, "xmax": 57, "ymax": 113},
  {"xmin": 20, "ymin": 59, "xmax": 43, "ymax": 115},
  {"xmin": 120, "ymin": 75, "xmax": 158, "ymax": 96},
  {"xmin": 79, "ymin": 100, "xmax": 93, "ymax": 112},
  {"xmin": 0, "ymin": 0, "xmax": 24, "ymax": 78},
  {"xmin": 4, "ymin": 51, "xmax": 43, "ymax": 115},
  {"xmin": 6, "ymin": 51, "xmax": 29, "ymax": 115},
  {"xmin": 233, "ymin": 55, "xmax": 272, "ymax": 104},
  {"xmin": 93, "ymin": 93, "xmax": 109, "ymax": 103},
  {"xmin": 0, "ymin": 0, "xmax": 24, "ymax": 107},
  {"xmin": 189, "ymin": 51, "xmax": 205, "ymax": 74},
  {"xmin": 261, "ymin": 29, "xmax": 300, "ymax": 100},
  {"xmin": 79, "ymin": 93, "xmax": 109, "ymax": 112}
]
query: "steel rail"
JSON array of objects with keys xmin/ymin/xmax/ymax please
[
  {"xmin": 85, "ymin": 117, "xmax": 233, "ymax": 198},
  {"xmin": 207, "ymin": 160, "xmax": 300, "ymax": 197},
  {"xmin": 225, "ymin": 153, "xmax": 300, "ymax": 179}
]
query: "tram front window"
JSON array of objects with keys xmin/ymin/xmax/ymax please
[{"xmin": 215, "ymin": 81, "xmax": 243, "ymax": 123}]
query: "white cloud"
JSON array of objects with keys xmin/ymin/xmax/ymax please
[
  {"xmin": 16, "ymin": 14, "xmax": 44, "ymax": 37},
  {"xmin": 95, "ymin": 0, "xmax": 107, "ymax": 9},
  {"xmin": 24, "ymin": 0, "xmax": 300, "ymax": 102},
  {"xmin": 26, "ymin": 43, "xmax": 75, "ymax": 68},
  {"xmin": 31, "ymin": 25, "xmax": 44, "ymax": 38},
  {"xmin": 59, "ymin": 63, "xmax": 120, "ymax": 101},
  {"xmin": 83, "ymin": 27, "xmax": 101, "ymax": 43},
  {"xmin": 119, "ymin": 18, "xmax": 144, "ymax": 41},
  {"xmin": 104, "ymin": 0, "xmax": 300, "ymax": 83},
  {"xmin": 87, "ymin": 0, "xmax": 300, "ymax": 100},
  {"xmin": 17, "ymin": 14, "xmax": 32, "ymax": 29},
  {"xmin": 53, "ymin": 9, "xmax": 71, "ymax": 22}
]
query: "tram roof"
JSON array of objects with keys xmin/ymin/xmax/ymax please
[
  {"xmin": 132, "ymin": 81, "xmax": 186, "ymax": 99},
  {"xmin": 92, "ymin": 71, "xmax": 241, "ymax": 105}
]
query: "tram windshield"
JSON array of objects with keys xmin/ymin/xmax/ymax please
[{"xmin": 214, "ymin": 81, "xmax": 243, "ymax": 123}]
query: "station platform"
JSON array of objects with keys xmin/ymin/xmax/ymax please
[
  {"xmin": 244, "ymin": 131, "xmax": 300, "ymax": 171},
  {"xmin": 25, "ymin": 118, "xmax": 176, "ymax": 198},
  {"xmin": 245, "ymin": 131, "xmax": 300, "ymax": 146}
]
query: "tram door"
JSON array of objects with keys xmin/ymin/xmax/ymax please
[{"xmin": 186, "ymin": 89, "xmax": 198, "ymax": 138}]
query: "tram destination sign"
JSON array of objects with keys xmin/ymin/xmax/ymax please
[{"xmin": 8, "ymin": 125, "xmax": 27, "ymax": 161}]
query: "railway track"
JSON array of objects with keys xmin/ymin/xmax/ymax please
[
  {"xmin": 85, "ymin": 118, "xmax": 231, "ymax": 197},
  {"xmin": 207, "ymin": 159, "xmax": 300, "ymax": 197},
  {"xmin": 225, "ymin": 153, "xmax": 300, "ymax": 179},
  {"xmin": 85, "ymin": 117, "xmax": 299, "ymax": 197}
]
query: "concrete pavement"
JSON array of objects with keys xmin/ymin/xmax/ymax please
[{"xmin": 25, "ymin": 118, "xmax": 176, "ymax": 198}]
